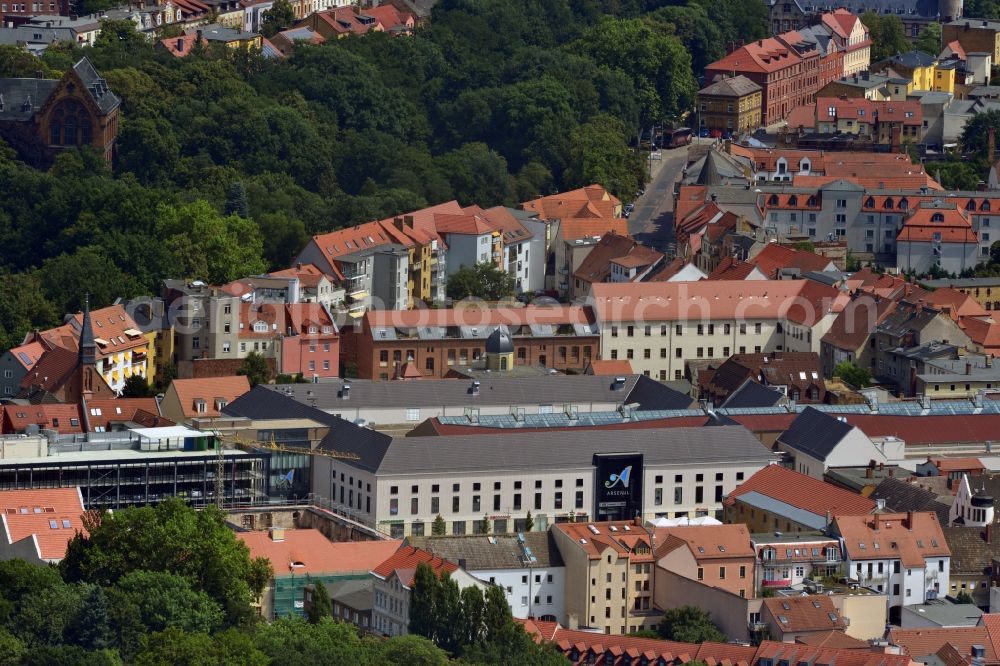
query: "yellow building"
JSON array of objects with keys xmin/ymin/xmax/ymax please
[
  {"xmin": 697, "ymin": 75, "xmax": 763, "ymax": 135},
  {"xmin": 877, "ymin": 51, "xmax": 956, "ymax": 93},
  {"xmin": 919, "ymin": 277, "xmax": 1000, "ymax": 310}
]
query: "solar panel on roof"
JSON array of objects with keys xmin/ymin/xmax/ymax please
[{"xmin": 17, "ymin": 352, "xmax": 32, "ymax": 365}]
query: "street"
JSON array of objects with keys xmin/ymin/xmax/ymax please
[{"xmin": 627, "ymin": 142, "xmax": 694, "ymax": 258}]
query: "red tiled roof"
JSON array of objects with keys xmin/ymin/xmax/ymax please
[
  {"xmin": 2, "ymin": 403, "xmax": 83, "ymax": 434},
  {"xmin": 755, "ymin": 641, "xmax": 913, "ymax": 666},
  {"xmin": 168, "ymin": 376, "xmax": 251, "ymax": 419},
  {"xmin": 238, "ymin": 530, "xmax": 402, "ymax": 576},
  {"xmin": 728, "ymin": 465, "xmax": 876, "ymax": 516},
  {"xmin": 589, "ymin": 280, "xmax": 849, "ymax": 326},
  {"xmin": 654, "ymin": 523, "xmax": 755, "ymax": 560},
  {"xmin": 890, "ymin": 627, "xmax": 996, "ymax": 662},
  {"xmin": 764, "ymin": 595, "xmax": 847, "ymax": 633},
  {"xmin": 796, "ymin": 630, "xmax": 871, "ymax": 649},
  {"xmin": 706, "ymin": 257, "xmax": 762, "ymax": 281},
  {"xmin": 520, "ymin": 185, "xmax": 621, "ymax": 221},
  {"xmin": 38, "ymin": 305, "xmax": 146, "ymax": 360},
  {"xmin": 706, "ymin": 34, "xmax": 803, "ymax": 75},
  {"xmin": 482, "ymin": 206, "xmax": 534, "ymax": 244},
  {"xmin": 586, "ymin": 359, "xmax": 635, "ymax": 376},
  {"xmin": 268, "ymin": 263, "xmax": 336, "ymax": 289},
  {"xmin": 821, "ymin": 295, "xmax": 898, "ymax": 353},
  {"xmin": 898, "ymin": 205, "xmax": 977, "ymax": 244},
  {"xmin": 6, "ymin": 341, "xmax": 47, "ymax": 371},
  {"xmin": 559, "ymin": 218, "xmax": 629, "ymax": 242},
  {"xmin": 19, "ymin": 346, "xmax": 80, "ymax": 393},
  {"xmin": 364, "ymin": 304, "xmax": 594, "ymax": 330},
  {"xmin": 816, "ymin": 97, "xmax": 923, "ymax": 125},
  {"xmin": 960, "ymin": 316, "xmax": 1000, "ymax": 351},
  {"xmin": 574, "ymin": 233, "xmax": 663, "ymax": 283},
  {"xmin": 371, "ymin": 545, "xmax": 458, "ymax": 587},
  {"xmin": 835, "ymin": 512, "xmax": 949, "ymax": 567},
  {"xmin": 0, "ymin": 488, "xmax": 86, "ymax": 561},
  {"xmin": 750, "ymin": 244, "xmax": 837, "ymax": 278},
  {"xmin": 554, "ymin": 521, "xmax": 656, "ymax": 562}
]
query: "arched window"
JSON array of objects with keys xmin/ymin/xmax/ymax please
[
  {"xmin": 967, "ymin": 200, "xmax": 977, "ymax": 211},
  {"xmin": 47, "ymin": 99, "xmax": 93, "ymax": 147},
  {"xmin": 865, "ymin": 197, "xmax": 875, "ymax": 207},
  {"xmin": 807, "ymin": 196, "xmax": 817, "ymax": 206},
  {"xmin": 884, "ymin": 197, "xmax": 894, "ymax": 210},
  {"xmin": 788, "ymin": 195, "xmax": 798, "ymax": 206},
  {"xmin": 769, "ymin": 194, "xmax": 779, "ymax": 205},
  {"xmin": 932, "ymin": 213, "xmax": 945, "ymax": 222},
  {"xmin": 984, "ymin": 201, "xmax": 992, "ymax": 212},
  {"xmin": 899, "ymin": 197, "xmax": 908, "ymax": 210}
]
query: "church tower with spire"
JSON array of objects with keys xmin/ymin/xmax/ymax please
[{"xmin": 79, "ymin": 295, "xmax": 97, "ymax": 367}]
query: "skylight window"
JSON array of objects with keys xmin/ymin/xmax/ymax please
[
  {"xmin": 61, "ymin": 519, "xmax": 71, "ymax": 528},
  {"xmin": 48, "ymin": 519, "xmax": 58, "ymax": 529}
]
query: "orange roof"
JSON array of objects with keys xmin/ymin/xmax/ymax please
[
  {"xmin": 573, "ymin": 233, "xmax": 663, "ymax": 283},
  {"xmin": 363, "ymin": 304, "xmax": 594, "ymax": 330},
  {"xmin": 706, "ymin": 257, "xmax": 764, "ymax": 281},
  {"xmin": 943, "ymin": 40, "xmax": 966, "ymax": 60},
  {"xmin": 816, "ymin": 96, "xmax": 923, "ymax": 125},
  {"xmin": 589, "ymin": 280, "xmax": 849, "ymax": 326},
  {"xmin": 558, "ymin": 217, "xmax": 629, "ymax": 242},
  {"xmin": 168, "ymin": 376, "xmax": 250, "ymax": 419},
  {"xmin": 922, "ymin": 288, "xmax": 987, "ymax": 320},
  {"xmin": 2, "ymin": 403, "xmax": 83, "ymax": 434},
  {"xmin": 749, "ymin": 244, "xmax": 837, "ymax": 278},
  {"xmin": 728, "ymin": 465, "xmax": 876, "ymax": 517},
  {"xmin": 959, "ymin": 316, "xmax": 1000, "ymax": 351},
  {"xmin": 890, "ymin": 627, "xmax": 996, "ymax": 662},
  {"xmin": 0, "ymin": 488, "xmax": 86, "ymax": 562},
  {"xmin": 434, "ymin": 207, "xmax": 500, "ymax": 236},
  {"xmin": 482, "ymin": 206, "xmax": 534, "ymax": 244},
  {"xmin": 706, "ymin": 34, "xmax": 803, "ymax": 75},
  {"xmin": 755, "ymin": 641, "xmax": 913, "ymax": 666},
  {"xmin": 237, "ymin": 529, "xmax": 402, "ymax": 576},
  {"xmin": 930, "ymin": 456, "xmax": 986, "ymax": 473},
  {"xmin": 6, "ymin": 341, "xmax": 47, "ymax": 371},
  {"xmin": 899, "ymin": 205, "xmax": 978, "ymax": 244},
  {"xmin": 795, "ymin": 631, "xmax": 871, "ymax": 650},
  {"xmin": 38, "ymin": 305, "xmax": 146, "ymax": 361},
  {"xmin": 655, "ymin": 523, "xmax": 755, "ymax": 560},
  {"xmin": 586, "ymin": 359, "xmax": 634, "ymax": 375},
  {"xmin": 834, "ymin": 513, "xmax": 949, "ymax": 567},
  {"xmin": 764, "ymin": 595, "xmax": 847, "ymax": 633},
  {"xmin": 371, "ymin": 545, "xmax": 459, "ymax": 587},
  {"xmin": 553, "ymin": 521, "xmax": 656, "ymax": 562},
  {"xmin": 269, "ymin": 262, "xmax": 337, "ymax": 288},
  {"xmin": 520, "ymin": 184, "xmax": 621, "ymax": 221}
]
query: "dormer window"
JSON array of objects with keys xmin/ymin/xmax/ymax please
[
  {"xmin": 984, "ymin": 201, "xmax": 991, "ymax": 212},
  {"xmin": 253, "ymin": 321, "xmax": 269, "ymax": 333},
  {"xmin": 899, "ymin": 198, "xmax": 908, "ymax": 210},
  {"xmin": 788, "ymin": 195, "xmax": 798, "ymax": 206},
  {"xmin": 967, "ymin": 200, "xmax": 977, "ymax": 211},
  {"xmin": 769, "ymin": 195, "xmax": 779, "ymax": 205},
  {"xmin": 932, "ymin": 213, "xmax": 944, "ymax": 222},
  {"xmin": 866, "ymin": 197, "xmax": 875, "ymax": 207},
  {"xmin": 884, "ymin": 197, "xmax": 894, "ymax": 209}
]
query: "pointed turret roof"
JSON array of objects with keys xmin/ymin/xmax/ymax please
[{"xmin": 79, "ymin": 296, "xmax": 96, "ymax": 367}]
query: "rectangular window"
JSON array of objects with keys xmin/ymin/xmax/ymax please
[{"xmin": 405, "ymin": 408, "xmax": 420, "ymax": 421}]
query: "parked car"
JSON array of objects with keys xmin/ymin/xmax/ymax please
[{"xmin": 623, "ymin": 203, "xmax": 635, "ymax": 218}]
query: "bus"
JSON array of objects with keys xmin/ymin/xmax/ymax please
[{"xmin": 662, "ymin": 127, "xmax": 693, "ymax": 148}]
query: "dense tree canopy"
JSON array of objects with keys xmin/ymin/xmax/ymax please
[
  {"xmin": 0, "ymin": 0, "xmax": 770, "ymax": 351},
  {"xmin": 862, "ymin": 13, "xmax": 910, "ymax": 63}
]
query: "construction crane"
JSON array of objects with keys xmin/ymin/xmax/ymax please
[{"xmin": 209, "ymin": 430, "xmax": 359, "ymax": 509}]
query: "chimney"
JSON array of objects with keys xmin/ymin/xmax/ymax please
[
  {"xmin": 393, "ymin": 216, "xmax": 404, "ymax": 231},
  {"xmin": 905, "ymin": 511, "xmax": 914, "ymax": 529},
  {"xmin": 866, "ymin": 467, "xmax": 873, "ymax": 478},
  {"xmin": 404, "ymin": 214, "xmax": 415, "ymax": 228},
  {"xmin": 879, "ymin": 462, "xmax": 885, "ymax": 471},
  {"xmin": 270, "ymin": 528, "xmax": 285, "ymax": 542},
  {"xmin": 986, "ymin": 524, "xmax": 993, "ymax": 545},
  {"xmin": 967, "ymin": 362, "xmax": 973, "ymax": 375}
]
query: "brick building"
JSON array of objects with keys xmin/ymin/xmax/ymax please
[
  {"xmin": 705, "ymin": 31, "xmax": 821, "ymax": 126},
  {"xmin": 343, "ymin": 305, "xmax": 600, "ymax": 380},
  {"xmin": 944, "ymin": 19, "xmax": 1000, "ymax": 63}
]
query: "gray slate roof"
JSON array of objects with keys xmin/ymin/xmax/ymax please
[
  {"xmin": 870, "ymin": 477, "xmax": 952, "ymax": 524},
  {"xmin": 0, "ymin": 78, "xmax": 58, "ymax": 121},
  {"xmin": 327, "ymin": 424, "xmax": 775, "ymax": 475},
  {"xmin": 777, "ymin": 406, "xmax": 853, "ymax": 462},
  {"xmin": 72, "ymin": 58, "xmax": 120, "ymax": 115},
  {"xmin": 266, "ymin": 374, "xmax": 645, "ymax": 411},
  {"xmin": 407, "ymin": 532, "xmax": 563, "ymax": 570},
  {"xmin": 699, "ymin": 75, "xmax": 761, "ymax": 97},
  {"xmin": 327, "ymin": 578, "xmax": 374, "ymax": 611},
  {"xmin": 721, "ymin": 379, "xmax": 785, "ymax": 409}
]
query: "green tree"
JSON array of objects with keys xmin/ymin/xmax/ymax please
[
  {"xmin": 482, "ymin": 584, "xmax": 513, "ymax": 645},
  {"xmin": 255, "ymin": 617, "xmax": 375, "ymax": 665},
  {"xmin": 20, "ymin": 646, "xmax": 122, "ymax": 666},
  {"xmin": 237, "ymin": 351, "xmax": 272, "ymax": 387},
  {"xmin": 120, "ymin": 374, "xmax": 153, "ymax": 398},
  {"xmin": 658, "ymin": 605, "xmax": 726, "ymax": 643},
  {"xmin": 381, "ymin": 635, "xmax": 449, "ymax": 665},
  {"xmin": 565, "ymin": 113, "xmax": 644, "ymax": 199},
  {"xmin": 962, "ymin": 109, "xmax": 1000, "ymax": 160},
  {"xmin": 793, "ymin": 241, "xmax": 816, "ymax": 253},
  {"xmin": 992, "ymin": 240, "xmax": 1000, "ymax": 264},
  {"xmin": 306, "ymin": 581, "xmax": 332, "ymax": 624},
  {"xmin": 260, "ymin": 0, "xmax": 296, "ymax": 37},
  {"xmin": 956, "ymin": 590, "xmax": 976, "ymax": 604},
  {"xmin": 60, "ymin": 499, "xmax": 272, "ymax": 627},
  {"xmin": 39, "ymin": 248, "xmax": 144, "ymax": 316},
  {"xmin": 133, "ymin": 628, "xmax": 267, "ymax": 666},
  {"xmin": 15, "ymin": 582, "xmax": 84, "ymax": 646},
  {"xmin": 432, "ymin": 514, "xmax": 446, "ymax": 536},
  {"xmin": 458, "ymin": 585, "xmax": 485, "ymax": 649},
  {"xmin": 224, "ymin": 181, "xmax": 250, "ymax": 219},
  {"xmin": 479, "ymin": 515, "xmax": 491, "ymax": 535},
  {"xmin": 69, "ymin": 585, "xmax": 114, "ymax": 651},
  {"xmin": 914, "ymin": 22, "xmax": 942, "ymax": 56},
  {"xmin": 109, "ymin": 570, "xmax": 225, "ymax": 639},
  {"xmin": 863, "ymin": 13, "xmax": 911, "ymax": 63},
  {"xmin": 446, "ymin": 263, "xmax": 516, "ymax": 301},
  {"xmin": 524, "ymin": 510, "xmax": 534, "ymax": 533},
  {"xmin": 436, "ymin": 143, "xmax": 514, "ymax": 206},
  {"xmin": 0, "ymin": 271, "xmax": 57, "ymax": 352},
  {"xmin": 409, "ymin": 562, "xmax": 438, "ymax": 640},
  {"xmin": 432, "ymin": 572, "xmax": 462, "ymax": 654},
  {"xmin": 0, "ymin": 629, "xmax": 22, "ymax": 666},
  {"xmin": 833, "ymin": 361, "xmax": 873, "ymax": 388}
]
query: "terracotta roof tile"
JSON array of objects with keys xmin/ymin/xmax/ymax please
[
  {"xmin": 371, "ymin": 545, "xmax": 458, "ymax": 586},
  {"xmin": 764, "ymin": 595, "xmax": 847, "ymax": 633},
  {"xmin": 834, "ymin": 512, "xmax": 950, "ymax": 567},
  {"xmin": 890, "ymin": 627, "xmax": 996, "ymax": 661},
  {"xmin": 0, "ymin": 488, "xmax": 86, "ymax": 561},
  {"xmin": 728, "ymin": 465, "xmax": 876, "ymax": 517},
  {"xmin": 168, "ymin": 376, "xmax": 251, "ymax": 419},
  {"xmin": 238, "ymin": 529, "xmax": 402, "ymax": 576}
]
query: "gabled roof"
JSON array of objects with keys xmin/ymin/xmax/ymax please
[
  {"xmin": 795, "ymin": 630, "xmax": 871, "ymax": 649},
  {"xmin": 749, "ymin": 244, "xmax": 837, "ymax": 278},
  {"xmin": 520, "ymin": 185, "xmax": 621, "ymax": 221},
  {"xmin": 573, "ymin": 233, "xmax": 663, "ymax": 284},
  {"xmin": 821, "ymin": 295, "xmax": 897, "ymax": 353},
  {"xmin": 834, "ymin": 512, "xmax": 950, "ymax": 566},
  {"xmin": 721, "ymin": 379, "xmax": 785, "ymax": 408},
  {"xmin": 727, "ymin": 465, "xmax": 876, "ymax": 521},
  {"xmin": 558, "ymin": 217, "xmax": 629, "ymax": 242},
  {"xmin": 371, "ymin": 545, "xmax": 458, "ymax": 587},
  {"xmin": 167, "ymin": 376, "xmax": 251, "ymax": 419},
  {"xmin": 655, "ymin": 523, "xmax": 755, "ymax": 560},
  {"xmin": 890, "ymin": 626, "xmax": 996, "ymax": 662},
  {"xmin": 407, "ymin": 532, "xmax": 563, "ymax": 570},
  {"xmin": 778, "ymin": 407, "xmax": 855, "ymax": 462},
  {"xmin": 942, "ymin": 526, "xmax": 1000, "ymax": 576},
  {"xmin": 699, "ymin": 75, "xmax": 762, "ymax": 97},
  {"xmin": 706, "ymin": 257, "xmax": 765, "ymax": 281},
  {"xmin": 898, "ymin": 202, "xmax": 977, "ymax": 244},
  {"xmin": 0, "ymin": 488, "xmax": 86, "ymax": 562},
  {"xmin": 763, "ymin": 595, "xmax": 846, "ymax": 633},
  {"xmin": 238, "ymin": 529, "xmax": 402, "ymax": 576},
  {"xmin": 871, "ymin": 477, "xmax": 951, "ymax": 524},
  {"xmin": 5, "ymin": 341, "xmax": 47, "ymax": 371}
]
